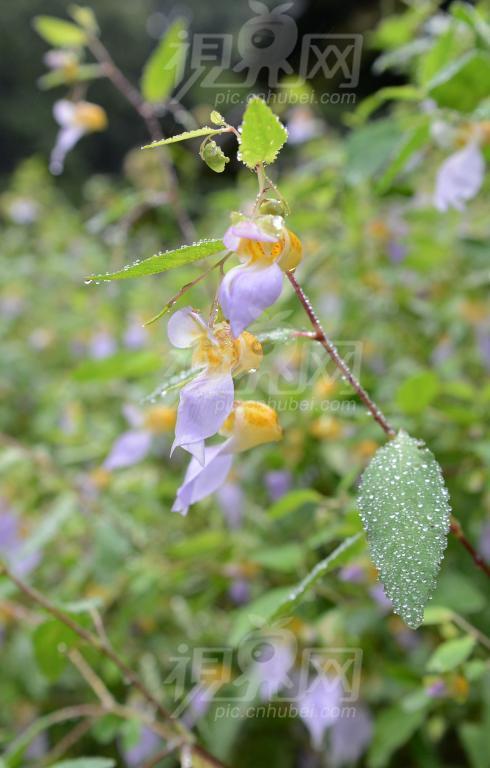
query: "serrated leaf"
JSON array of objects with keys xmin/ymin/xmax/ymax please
[
  {"xmin": 427, "ymin": 635, "xmax": 475, "ymax": 673},
  {"xmin": 358, "ymin": 430, "xmax": 451, "ymax": 629},
  {"xmin": 239, "ymin": 97, "xmax": 288, "ymax": 168},
  {"xmin": 141, "ymin": 19, "xmax": 187, "ymax": 103},
  {"xmin": 33, "ymin": 16, "xmax": 87, "ymax": 47},
  {"xmin": 269, "ymin": 533, "xmax": 364, "ymax": 620},
  {"xmin": 88, "ymin": 239, "xmax": 225, "ymax": 281},
  {"xmin": 142, "ymin": 127, "xmax": 226, "ymax": 149}
]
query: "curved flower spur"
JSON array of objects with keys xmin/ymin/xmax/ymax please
[{"xmin": 167, "ymin": 307, "xmax": 263, "ymax": 464}]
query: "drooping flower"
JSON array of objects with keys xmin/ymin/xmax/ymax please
[
  {"xmin": 298, "ymin": 674, "xmax": 342, "ymax": 750},
  {"xmin": 50, "ymin": 99, "xmax": 107, "ymax": 175},
  {"xmin": 104, "ymin": 404, "xmax": 176, "ymax": 471},
  {"xmin": 168, "ymin": 307, "xmax": 262, "ymax": 463},
  {"xmin": 219, "ymin": 213, "xmax": 303, "ymax": 337},
  {"xmin": 434, "ymin": 142, "xmax": 485, "ymax": 212},
  {"xmin": 172, "ymin": 400, "xmax": 282, "ymax": 516},
  {"xmin": 330, "ymin": 705, "xmax": 372, "ymax": 766},
  {"xmin": 251, "ymin": 640, "xmax": 295, "ymax": 701}
]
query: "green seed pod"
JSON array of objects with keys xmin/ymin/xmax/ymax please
[
  {"xmin": 259, "ymin": 198, "xmax": 286, "ymax": 216},
  {"xmin": 200, "ymin": 140, "xmax": 229, "ymax": 173}
]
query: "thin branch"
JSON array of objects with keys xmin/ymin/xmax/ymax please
[
  {"xmin": 286, "ymin": 271, "xmax": 490, "ymax": 579},
  {"xmin": 142, "ymin": 740, "xmax": 185, "ymax": 768},
  {"xmin": 0, "ymin": 562, "xmax": 230, "ymax": 767},
  {"xmin": 450, "ymin": 518, "xmax": 490, "ymax": 578},
  {"xmin": 286, "ymin": 270, "xmax": 396, "ymax": 437},
  {"xmin": 68, "ymin": 648, "xmax": 115, "ymax": 709},
  {"xmin": 38, "ymin": 718, "xmax": 94, "ymax": 767},
  {"xmin": 86, "ymin": 35, "xmax": 195, "ymax": 241}
]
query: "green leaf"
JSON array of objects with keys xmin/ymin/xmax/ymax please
[
  {"xmin": 142, "ymin": 127, "xmax": 226, "ymax": 149},
  {"xmin": 141, "ymin": 19, "xmax": 187, "ymax": 103},
  {"xmin": 68, "ymin": 5, "xmax": 99, "ymax": 34},
  {"xmin": 353, "ymin": 85, "xmax": 422, "ymax": 124},
  {"xmin": 459, "ymin": 723, "xmax": 489, "ymax": 768},
  {"xmin": 358, "ymin": 430, "xmax": 451, "ymax": 629},
  {"xmin": 395, "ymin": 371, "xmax": 440, "ymax": 414},
  {"xmin": 200, "ymin": 140, "xmax": 229, "ymax": 173},
  {"xmin": 50, "ymin": 761, "xmax": 115, "ymax": 768},
  {"xmin": 269, "ymin": 534, "xmax": 365, "ymax": 620},
  {"xmin": 368, "ymin": 704, "xmax": 426, "ymax": 768},
  {"xmin": 88, "ymin": 239, "xmax": 225, "ymax": 281},
  {"xmin": 33, "ymin": 16, "xmax": 87, "ymax": 47},
  {"xmin": 268, "ymin": 488, "xmax": 322, "ymax": 519},
  {"xmin": 38, "ymin": 64, "xmax": 102, "ymax": 90},
  {"xmin": 72, "ymin": 351, "xmax": 162, "ymax": 382},
  {"xmin": 32, "ymin": 619, "xmax": 80, "ymax": 681},
  {"xmin": 427, "ymin": 635, "xmax": 476, "ymax": 673},
  {"xmin": 427, "ymin": 51, "xmax": 490, "ymax": 112},
  {"xmin": 250, "ymin": 544, "xmax": 306, "ymax": 572},
  {"xmin": 239, "ymin": 97, "xmax": 288, "ymax": 168},
  {"xmin": 345, "ymin": 119, "xmax": 405, "ymax": 184},
  {"xmin": 376, "ymin": 119, "xmax": 430, "ymax": 193},
  {"xmin": 229, "ymin": 587, "xmax": 292, "ymax": 646}
]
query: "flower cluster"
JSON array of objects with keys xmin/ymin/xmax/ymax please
[{"xmin": 167, "ymin": 208, "xmax": 303, "ymax": 514}]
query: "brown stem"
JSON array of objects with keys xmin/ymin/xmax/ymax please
[
  {"xmin": 287, "ymin": 272, "xmax": 490, "ymax": 579},
  {"xmin": 86, "ymin": 36, "xmax": 195, "ymax": 241},
  {"xmin": 0, "ymin": 563, "xmax": 229, "ymax": 767},
  {"xmin": 450, "ymin": 519, "xmax": 490, "ymax": 578},
  {"xmin": 286, "ymin": 270, "xmax": 396, "ymax": 437}
]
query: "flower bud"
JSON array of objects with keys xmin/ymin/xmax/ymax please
[
  {"xmin": 73, "ymin": 102, "xmax": 107, "ymax": 132},
  {"xmin": 259, "ymin": 199, "xmax": 286, "ymax": 216},
  {"xmin": 220, "ymin": 400, "xmax": 282, "ymax": 452}
]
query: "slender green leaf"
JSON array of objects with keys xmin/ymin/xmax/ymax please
[
  {"xmin": 88, "ymin": 239, "xmax": 225, "ymax": 281},
  {"xmin": 239, "ymin": 97, "xmax": 288, "ymax": 168},
  {"xmin": 427, "ymin": 636, "xmax": 476, "ymax": 673},
  {"xmin": 368, "ymin": 704, "xmax": 426, "ymax": 768},
  {"xmin": 229, "ymin": 587, "xmax": 292, "ymax": 646},
  {"xmin": 72, "ymin": 351, "xmax": 162, "ymax": 381},
  {"xmin": 142, "ymin": 127, "xmax": 226, "ymax": 149},
  {"xmin": 358, "ymin": 430, "xmax": 451, "ymax": 629},
  {"xmin": 50, "ymin": 761, "xmax": 115, "ymax": 768},
  {"xmin": 141, "ymin": 18, "xmax": 187, "ymax": 103},
  {"xmin": 427, "ymin": 51, "xmax": 490, "ymax": 112},
  {"xmin": 33, "ymin": 16, "xmax": 87, "ymax": 47},
  {"xmin": 269, "ymin": 533, "xmax": 365, "ymax": 620}
]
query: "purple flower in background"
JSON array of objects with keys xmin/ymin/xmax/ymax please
[
  {"xmin": 252, "ymin": 642, "xmax": 295, "ymax": 701},
  {"xmin": 298, "ymin": 675, "xmax": 342, "ymax": 750},
  {"xmin": 286, "ymin": 107, "xmax": 322, "ymax": 145},
  {"xmin": 478, "ymin": 520, "xmax": 490, "ymax": 562},
  {"xmin": 434, "ymin": 142, "xmax": 485, "ymax": 212},
  {"xmin": 0, "ymin": 505, "xmax": 40, "ymax": 578},
  {"xmin": 339, "ymin": 564, "xmax": 365, "ymax": 584},
  {"xmin": 182, "ymin": 684, "xmax": 213, "ymax": 728},
  {"xmin": 104, "ymin": 430, "xmax": 152, "ymax": 470},
  {"xmin": 50, "ymin": 99, "xmax": 107, "ymax": 175},
  {"xmin": 476, "ymin": 327, "xmax": 490, "ymax": 372},
  {"xmin": 123, "ymin": 319, "xmax": 148, "ymax": 350},
  {"xmin": 265, "ymin": 470, "xmax": 292, "ymax": 502},
  {"xmin": 228, "ymin": 578, "xmax": 250, "ymax": 605},
  {"xmin": 217, "ymin": 482, "xmax": 245, "ymax": 529},
  {"xmin": 123, "ymin": 726, "xmax": 161, "ymax": 767},
  {"xmin": 89, "ymin": 330, "xmax": 117, "ymax": 360},
  {"xmin": 330, "ymin": 705, "xmax": 372, "ymax": 767},
  {"xmin": 426, "ymin": 680, "xmax": 446, "ymax": 699},
  {"xmin": 172, "ymin": 401, "xmax": 282, "ymax": 516},
  {"xmin": 387, "ymin": 240, "xmax": 407, "ymax": 264},
  {"xmin": 370, "ymin": 582, "xmax": 393, "ymax": 614},
  {"xmin": 219, "ymin": 216, "xmax": 302, "ymax": 337}
]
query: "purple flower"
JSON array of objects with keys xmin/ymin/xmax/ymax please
[
  {"xmin": 168, "ymin": 308, "xmax": 262, "ymax": 463},
  {"xmin": 265, "ymin": 470, "xmax": 292, "ymax": 501},
  {"xmin": 228, "ymin": 578, "xmax": 250, "ymax": 605},
  {"xmin": 172, "ymin": 441, "xmax": 234, "ymax": 516},
  {"xmin": 123, "ymin": 726, "xmax": 161, "ymax": 767},
  {"xmin": 217, "ymin": 482, "xmax": 245, "ymax": 529},
  {"xmin": 330, "ymin": 705, "xmax": 372, "ymax": 766},
  {"xmin": 298, "ymin": 674, "xmax": 342, "ymax": 750},
  {"xmin": 172, "ymin": 401, "xmax": 282, "ymax": 516},
  {"xmin": 219, "ymin": 216, "xmax": 303, "ymax": 337},
  {"xmin": 104, "ymin": 430, "xmax": 152, "ymax": 470},
  {"xmin": 434, "ymin": 142, "xmax": 485, "ymax": 212},
  {"xmin": 182, "ymin": 684, "xmax": 213, "ymax": 728},
  {"xmin": 89, "ymin": 330, "xmax": 117, "ymax": 360},
  {"xmin": 339, "ymin": 564, "xmax": 365, "ymax": 584},
  {"xmin": 369, "ymin": 582, "xmax": 393, "ymax": 614},
  {"xmin": 478, "ymin": 520, "xmax": 490, "ymax": 562},
  {"xmin": 124, "ymin": 320, "xmax": 147, "ymax": 349},
  {"xmin": 0, "ymin": 507, "xmax": 40, "ymax": 578},
  {"xmin": 426, "ymin": 680, "xmax": 446, "ymax": 699},
  {"xmin": 252, "ymin": 642, "xmax": 295, "ymax": 701}
]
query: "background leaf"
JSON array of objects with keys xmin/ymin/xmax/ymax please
[
  {"xmin": 239, "ymin": 98, "xmax": 288, "ymax": 168},
  {"xmin": 141, "ymin": 18, "xmax": 187, "ymax": 103},
  {"xmin": 426, "ymin": 635, "xmax": 476, "ymax": 673},
  {"xmin": 358, "ymin": 431, "xmax": 451, "ymax": 628},
  {"xmin": 33, "ymin": 16, "xmax": 87, "ymax": 47}
]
